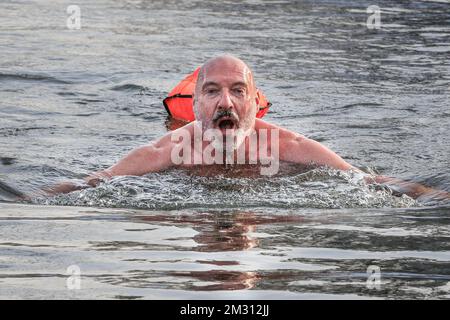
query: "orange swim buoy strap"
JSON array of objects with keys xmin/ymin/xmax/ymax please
[
  {"xmin": 259, "ymin": 101, "xmax": 272, "ymax": 109},
  {"xmin": 255, "ymin": 90, "xmax": 272, "ymax": 109},
  {"xmin": 162, "ymin": 93, "xmax": 193, "ymax": 117}
]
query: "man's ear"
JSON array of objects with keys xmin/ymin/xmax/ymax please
[{"xmin": 254, "ymin": 94, "xmax": 260, "ymax": 106}]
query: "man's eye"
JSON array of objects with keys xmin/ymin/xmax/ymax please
[
  {"xmin": 233, "ymin": 88, "xmax": 245, "ymax": 95},
  {"xmin": 205, "ymin": 88, "xmax": 219, "ymax": 95}
]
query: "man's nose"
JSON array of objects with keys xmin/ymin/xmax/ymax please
[{"xmin": 217, "ymin": 89, "xmax": 234, "ymax": 110}]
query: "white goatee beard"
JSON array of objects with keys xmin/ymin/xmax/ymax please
[
  {"xmin": 197, "ymin": 119, "xmax": 253, "ymax": 156},
  {"xmin": 212, "ymin": 127, "xmax": 251, "ymax": 155}
]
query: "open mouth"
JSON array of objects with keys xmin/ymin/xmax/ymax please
[{"xmin": 216, "ymin": 117, "xmax": 237, "ymax": 130}]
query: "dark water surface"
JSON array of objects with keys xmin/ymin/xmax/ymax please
[{"xmin": 0, "ymin": 0, "xmax": 449, "ymax": 299}]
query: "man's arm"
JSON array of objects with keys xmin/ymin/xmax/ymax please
[
  {"xmin": 41, "ymin": 139, "xmax": 174, "ymax": 196},
  {"xmin": 282, "ymin": 133, "xmax": 449, "ymax": 200},
  {"xmin": 103, "ymin": 142, "xmax": 173, "ymax": 177},
  {"xmin": 40, "ymin": 171, "xmax": 112, "ymax": 196},
  {"xmin": 364, "ymin": 175, "xmax": 450, "ymax": 201}
]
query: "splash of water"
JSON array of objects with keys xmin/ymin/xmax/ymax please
[{"xmin": 33, "ymin": 167, "xmax": 417, "ymax": 210}]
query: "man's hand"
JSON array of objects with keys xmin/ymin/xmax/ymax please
[
  {"xmin": 40, "ymin": 170, "xmax": 113, "ymax": 196},
  {"xmin": 0, "ymin": 180, "xmax": 28, "ymax": 202},
  {"xmin": 364, "ymin": 175, "xmax": 450, "ymax": 201}
]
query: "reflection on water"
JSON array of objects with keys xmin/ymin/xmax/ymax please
[
  {"xmin": 138, "ymin": 212, "xmax": 305, "ymax": 291},
  {"xmin": 1, "ymin": 203, "xmax": 450, "ymax": 299}
]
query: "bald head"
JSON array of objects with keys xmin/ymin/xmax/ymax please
[{"xmin": 194, "ymin": 55, "xmax": 256, "ymax": 97}]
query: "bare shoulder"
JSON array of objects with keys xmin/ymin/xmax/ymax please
[
  {"xmin": 255, "ymin": 119, "xmax": 306, "ymax": 143},
  {"xmin": 256, "ymin": 119, "xmax": 352, "ymax": 170},
  {"xmin": 149, "ymin": 121, "xmax": 196, "ymax": 150},
  {"xmin": 82, "ymin": 123, "xmax": 197, "ymax": 182},
  {"xmin": 102, "ymin": 124, "xmax": 192, "ymax": 177}
]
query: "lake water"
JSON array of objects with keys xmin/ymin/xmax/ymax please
[{"xmin": 0, "ymin": 0, "xmax": 449, "ymax": 299}]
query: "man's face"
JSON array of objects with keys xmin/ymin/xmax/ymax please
[{"xmin": 194, "ymin": 61, "xmax": 258, "ymax": 138}]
